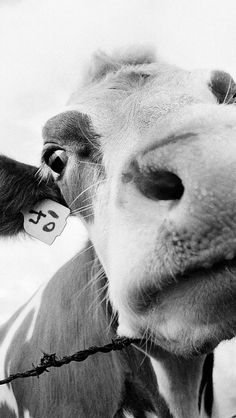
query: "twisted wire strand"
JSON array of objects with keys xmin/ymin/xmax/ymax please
[{"xmin": 0, "ymin": 337, "xmax": 141, "ymax": 386}]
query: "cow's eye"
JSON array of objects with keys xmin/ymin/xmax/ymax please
[{"xmin": 44, "ymin": 149, "xmax": 68, "ymax": 174}]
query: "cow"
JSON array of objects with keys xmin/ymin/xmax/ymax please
[{"xmin": 1, "ymin": 46, "xmax": 236, "ymax": 418}]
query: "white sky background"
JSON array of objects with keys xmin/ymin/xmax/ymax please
[{"xmin": 1, "ymin": 0, "xmax": 236, "ymax": 324}]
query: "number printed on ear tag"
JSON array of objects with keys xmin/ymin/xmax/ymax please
[{"xmin": 22, "ymin": 199, "xmax": 70, "ymax": 245}]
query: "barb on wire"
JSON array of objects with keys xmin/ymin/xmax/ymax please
[{"xmin": 0, "ymin": 337, "xmax": 141, "ymax": 386}]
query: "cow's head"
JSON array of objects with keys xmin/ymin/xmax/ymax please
[{"xmin": 3, "ymin": 47, "xmax": 236, "ymax": 357}]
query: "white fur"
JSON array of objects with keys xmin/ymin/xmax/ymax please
[
  {"xmin": 25, "ymin": 282, "xmax": 49, "ymax": 341},
  {"xmin": 124, "ymin": 412, "xmax": 135, "ymax": 418},
  {"xmin": 24, "ymin": 410, "xmax": 33, "ymax": 418},
  {"xmin": 212, "ymin": 339, "xmax": 236, "ymax": 418}
]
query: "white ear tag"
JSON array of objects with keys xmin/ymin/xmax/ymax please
[{"xmin": 22, "ymin": 199, "xmax": 70, "ymax": 245}]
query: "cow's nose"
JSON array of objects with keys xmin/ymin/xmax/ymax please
[
  {"xmin": 123, "ymin": 131, "xmax": 236, "ymax": 266},
  {"xmin": 128, "ymin": 160, "xmax": 184, "ymax": 201},
  {"xmin": 124, "ymin": 131, "xmax": 236, "ymax": 235}
]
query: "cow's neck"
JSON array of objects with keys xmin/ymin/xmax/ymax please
[{"xmin": 150, "ymin": 351, "xmax": 207, "ymax": 418}]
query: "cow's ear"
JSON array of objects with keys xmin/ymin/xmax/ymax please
[
  {"xmin": 82, "ymin": 46, "xmax": 156, "ymax": 84},
  {"xmin": 0, "ymin": 155, "xmax": 66, "ymax": 236}
]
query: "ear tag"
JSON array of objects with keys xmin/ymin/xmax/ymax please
[{"xmin": 22, "ymin": 199, "xmax": 70, "ymax": 245}]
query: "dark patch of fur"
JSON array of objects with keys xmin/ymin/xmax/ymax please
[
  {"xmin": 198, "ymin": 352, "xmax": 214, "ymax": 416},
  {"xmin": 0, "ymin": 404, "xmax": 17, "ymax": 418},
  {"xmin": 115, "ymin": 377, "xmax": 173, "ymax": 418},
  {"xmin": 209, "ymin": 70, "xmax": 236, "ymax": 104},
  {"xmin": 0, "ymin": 155, "xmax": 66, "ymax": 236}
]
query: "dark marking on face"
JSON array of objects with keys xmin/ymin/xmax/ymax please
[
  {"xmin": 198, "ymin": 353, "xmax": 214, "ymax": 416},
  {"xmin": 209, "ymin": 70, "xmax": 236, "ymax": 104},
  {"xmin": 42, "ymin": 110, "xmax": 100, "ymax": 160},
  {"xmin": 41, "ymin": 110, "xmax": 103, "ymax": 221}
]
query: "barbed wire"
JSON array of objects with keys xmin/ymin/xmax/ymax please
[{"xmin": 0, "ymin": 337, "xmax": 140, "ymax": 386}]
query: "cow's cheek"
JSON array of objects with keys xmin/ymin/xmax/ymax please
[
  {"xmin": 105, "ymin": 215, "xmax": 156, "ymax": 327},
  {"xmin": 88, "ymin": 200, "xmax": 111, "ymax": 274},
  {"xmin": 90, "ymin": 196, "xmax": 159, "ymax": 336}
]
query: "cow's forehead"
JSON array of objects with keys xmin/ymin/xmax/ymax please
[{"xmin": 67, "ymin": 61, "xmax": 215, "ymax": 141}]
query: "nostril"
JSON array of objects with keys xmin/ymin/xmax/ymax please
[{"xmin": 134, "ymin": 167, "xmax": 184, "ymax": 201}]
